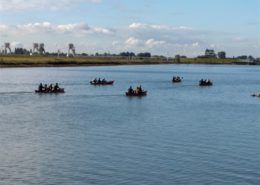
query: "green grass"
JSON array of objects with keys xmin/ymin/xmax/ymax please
[
  {"xmin": 0, "ymin": 55, "xmax": 239, "ymax": 67},
  {"xmin": 179, "ymin": 58, "xmax": 239, "ymax": 64}
]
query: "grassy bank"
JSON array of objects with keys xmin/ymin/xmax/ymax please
[
  {"xmin": 0, "ymin": 55, "xmax": 240, "ymax": 67},
  {"xmin": 178, "ymin": 58, "xmax": 239, "ymax": 64}
]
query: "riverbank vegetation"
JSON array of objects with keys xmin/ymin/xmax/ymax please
[{"xmin": 0, "ymin": 55, "xmax": 244, "ymax": 67}]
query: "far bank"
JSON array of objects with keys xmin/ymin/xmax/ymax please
[{"xmin": 0, "ymin": 55, "xmax": 258, "ymax": 68}]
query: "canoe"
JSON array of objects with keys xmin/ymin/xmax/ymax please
[
  {"xmin": 172, "ymin": 79, "xmax": 182, "ymax": 83},
  {"xmin": 172, "ymin": 77, "xmax": 182, "ymax": 83},
  {"xmin": 90, "ymin": 81, "xmax": 114, "ymax": 85},
  {"xmin": 35, "ymin": 88, "xmax": 65, "ymax": 94},
  {"xmin": 125, "ymin": 91, "xmax": 147, "ymax": 97},
  {"xmin": 199, "ymin": 82, "xmax": 213, "ymax": 86},
  {"xmin": 252, "ymin": 94, "xmax": 260, "ymax": 97}
]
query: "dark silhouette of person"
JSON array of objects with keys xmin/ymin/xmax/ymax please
[
  {"xmin": 38, "ymin": 83, "xmax": 43, "ymax": 92},
  {"xmin": 54, "ymin": 83, "xmax": 59, "ymax": 91}
]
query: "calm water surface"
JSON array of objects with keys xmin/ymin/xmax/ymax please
[{"xmin": 0, "ymin": 65, "xmax": 260, "ymax": 185}]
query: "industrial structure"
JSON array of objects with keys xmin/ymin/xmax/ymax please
[
  {"xmin": 67, "ymin": 43, "xmax": 76, "ymax": 57},
  {"xmin": 39, "ymin": 43, "xmax": 45, "ymax": 55},
  {"xmin": 218, "ymin": 51, "xmax": 226, "ymax": 59},
  {"xmin": 32, "ymin": 43, "xmax": 39, "ymax": 54},
  {"xmin": 205, "ymin": 49, "xmax": 216, "ymax": 58},
  {"xmin": 4, "ymin": 42, "xmax": 12, "ymax": 54},
  {"xmin": 32, "ymin": 43, "xmax": 45, "ymax": 55}
]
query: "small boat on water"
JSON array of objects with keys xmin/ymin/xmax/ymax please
[
  {"xmin": 35, "ymin": 83, "xmax": 65, "ymax": 94},
  {"xmin": 126, "ymin": 91, "xmax": 147, "ymax": 97},
  {"xmin": 199, "ymin": 79, "xmax": 213, "ymax": 86},
  {"xmin": 172, "ymin": 76, "xmax": 182, "ymax": 83},
  {"xmin": 90, "ymin": 79, "xmax": 114, "ymax": 86},
  {"xmin": 35, "ymin": 88, "xmax": 65, "ymax": 94},
  {"xmin": 252, "ymin": 94, "xmax": 260, "ymax": 97},
  {"xmin": 126, "ymin": 86, "xmax": 147, "ymax": 97}
]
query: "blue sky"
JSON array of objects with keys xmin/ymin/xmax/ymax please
[{"xmin": 0, "ymin": 0, "xmax": 259, "ymax": 57}]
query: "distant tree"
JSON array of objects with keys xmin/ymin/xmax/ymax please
[
  {"xmin": 120, "ymin": 52, "xmax": 135, "ymax": 57},
  {"xmin": 175, "ymin": 55, "xmax": 181, "ymax": 63},
  {"xmin": 81, "ymin": 53, "xmax": 88, "ymax": 56},
  {"xmin": 248, "ymin": 55, "xmax": 254, "ymax": 61},
  {"xmin": 237, "ymin": 55, "xmax": 248, "ymax": 59},
  {"xmin": 14, "ymin": 48, "xmax": 30, "ymax": 55},
  {"xmin": 103, "ymin": 52, "xmax": 110, "ymax": 56},
  {"xmin": 137, "ymin": 52, "xmax": 151, "ymax": 58},
  {"xmin": 218, "ymin": 51, "xmax": 226, "ymax": 59}
]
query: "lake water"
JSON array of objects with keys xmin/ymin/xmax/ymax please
[{"xmin": 0, "ymin": 64, "xmax": 260, "ymax": 185}]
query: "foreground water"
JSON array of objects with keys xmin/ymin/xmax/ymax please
[{"xmin": 0, "ymin": 64, "xmax": 260, "ymax": 185}]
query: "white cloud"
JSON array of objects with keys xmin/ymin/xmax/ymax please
[
  {"xmin": 129, "ymin": 22, "xmax": 168, "ymax": 30},
  {"xmin": 2, "ymin": 22, "xmax": 113, "ymax": 35},
  {"xmin": 125, "ymin": 37, "xmax": 141, "ymax": 46},
  {"xmin": 92, "ymin": 27, "xmax": 113, "ymax": 34},
  {"xmin": 112, "ymin": 41, "xmax": 120, "ymax": 46},
  {"xmin": 0, "ymin": 0, "xmax": 101, "ymax": 11},
  {"xmin": 0, "ymin": 24, "xmax": 9, "ymax": 33},
  {"xmin": 57, "ymin": 23, "xmax": 90, "ymax": 33},
  {"xmin": 129, "ymin": 22, "xmax": 192, "ymax": 31},
  {"xmin": 1, "ymin": 21, "xmax": 259, "ymax": 57},
  {"xmin": 145, "ymin": 39, "xmax": 166, "ymax": 47},
  {"xmin": 192, "ymin": 42, "xmax": 199, "ymax": 47},
  {"xmin": 17, "ymin": 22, "xmax": 53, "ymax": 33},
  {"xmin": 129, "ymin": 23, "xmax": 147, "ymax": 29},
  {"xmin": 11, "ymin": 42, "xmax": 23, "ymax": 48}
]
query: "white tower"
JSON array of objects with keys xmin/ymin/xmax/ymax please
[
  {"xmin": 39, "ymin": 43, "xmax": 45, "ymax": 55},
  {"xmin": 4, "ymin": 42, "xmax": 12, "ymax": 54},
  {"xmin": 67, "ymin": 43, "xmax": 76, "ymax": 57},
  {"xmin": 33, "ymin": 43, "xmax": 39, "ymax": 54},
  {"xmin": 0, "ymin": 45, "xmax": 4, "ymax": 54}
]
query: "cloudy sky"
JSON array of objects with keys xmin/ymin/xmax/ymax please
[{"xmin": 0, "ymin": 0, "xmax": 259, "ymax": 57}]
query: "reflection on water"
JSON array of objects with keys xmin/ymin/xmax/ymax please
[{"xmin": 0, "ymin": 65, "xmax": 260, "ymax": 185}]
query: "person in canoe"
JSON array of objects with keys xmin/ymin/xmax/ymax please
[
  {"xmin": 135, "ymin": 85, "xmax": 142, "ymax": 94},
  {"xmin": 252, "ymin": 94, "xmax": 260, "ymax": 97},
  {"xmin": 35, "ymin": 83, "xmax": 64, "ymax": 93},
  {"xmin": 128, "ymin": 86, "xmax": 134, "ymax": 94},
  {"xmin": 172, "ymin": 76, "xmax": 182, "ymax": 83},
  {"xmin": 48, "ymin": 84, "xmax": 53, "ymax": 92},
  {"xmin": 44, "ymin": 84, "xmax": 48, "ymax": 91},
  {"xmin": 38, "ymin": 83, "xmax": 43, "ymax": 92},
  {"xmin": 54, "ymin": 83, "xmax": 60, "ymax": 91},
  {"xmin": 199, "ymin": 79, "xmax": 213, "ymax": 86},
  {"xmin": 90, "ymin": 78, "xmax": 114, "ymax": 85},
  {"xmin": 126, "ymin": 85, "xmax": 147, "ymax": 96}
]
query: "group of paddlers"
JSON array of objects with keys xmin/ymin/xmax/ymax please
[
  {"xmin": 172, "ymin": 76, "xmax": 182, "ymax": 82},
  {"xmin": 172, "ymin": 76, "xmax": 213, "ymax": 86},
  {"xmin": 92, "ymin": 78, "xmax": 107, "ymax": 83},
  {"xmin": 90, "ymin": 78, "xmax": 114, "ymax": 85},
  {"xmin": 35, "ymin": 76, "xmax": 259, "ymax": 97},
  {"xmin": 36, "ymin": 83, "xmax": 63, "ymax": 93},
  {"xmin": 126, "ymin": 85, "xmax": 147, "ymax": 96},
  {"xmin": 199, "ymin": 79, "xmax": 213, "ymax": 86},
  {"xmin": 252, "ymin": 94, "xmax": 260, "ymax": 97}
]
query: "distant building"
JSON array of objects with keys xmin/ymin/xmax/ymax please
[
  {"xmin": 255, "ymin": 58, "xmax": 260, "ymax": 65},
  {"xmin": 218, "ymin": 51, "xmax": 226, "ymax": 59},
  {"xmin": 175, "ymin": 55, "xmax": 181, "ymax": 63},
  {"xmin": 237, "ymin": 55, "xmax": 255, "ymax": 64},
  {"xmin": 205, "ymin": 49, "xmax": 216, "ymax": 58}
]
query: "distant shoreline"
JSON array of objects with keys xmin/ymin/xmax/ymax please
[{"xmin": 0, "ymin": 55, "xmax": 258, "ymax": 68}]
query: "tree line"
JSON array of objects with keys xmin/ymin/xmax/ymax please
[{"xmin": 10, "ymin": 48, "xmax": 153, "ymax": 58}]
